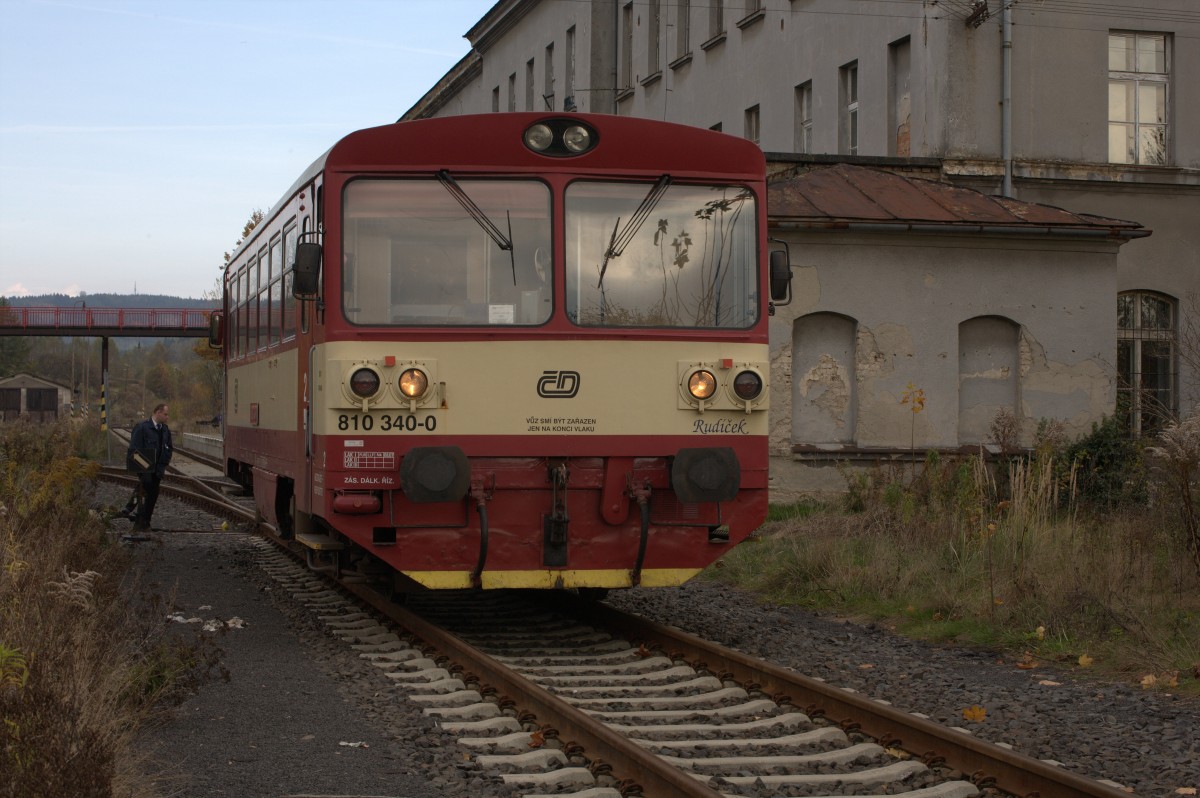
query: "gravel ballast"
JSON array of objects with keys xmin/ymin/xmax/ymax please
[
  {"xmin": 105, "ymin": 483, "xmax": 1198, "ymax": 797},
  {"xmin": 605, "ymin": 582, "xmax": 1200, "ymax": 797}
]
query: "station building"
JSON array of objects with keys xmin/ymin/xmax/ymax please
[{"xmin": 403, "ymin": 0, "xmax": 1199, "ymax": 493}]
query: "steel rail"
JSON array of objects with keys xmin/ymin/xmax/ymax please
[
  {"xmin": 343, "ymin": 582, "xmax": 727, "ymax": 798},
  {"xmin": 566, "ymin": 597, "xmax": 1134, "ymax": 798}
]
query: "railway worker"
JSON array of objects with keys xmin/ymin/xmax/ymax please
[{"xmin": 127, "ymin": 403, "xmax": 172, "ymax": 531}]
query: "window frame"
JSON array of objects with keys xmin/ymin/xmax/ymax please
[
  {"xmin": 1108, "ymin": 31, "xmax": 1170, "ymax": 166},
  {"xmin": 840, "ymin": 61, "xmax": 859, "ymax": 156},
  {"xmin": 795, "ymin": 81, "xmax": 813, "ymax": 154},
  {"xmin": 1117, "ymin": 290, "xmax": 1178, "ymax": 436},
  {"xmin": 744, "ymin": 104, "xmax": 760, "ymax": 145}
]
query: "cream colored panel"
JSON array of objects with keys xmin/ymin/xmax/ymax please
[
  {"xmin": 311, "ymin": 340, "xmax": 768, "ymax": 438},
  {"xmin": 226, "ymin": 349, "xmax": 300, "ymax": 431}
]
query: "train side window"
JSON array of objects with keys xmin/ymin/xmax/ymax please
[
  {"xmin": 269, "ymin": 234, "xmax": 283, "ymax": 347},
  {"xmin": 230, "ymin": 269, "xmax": 242, "ymax": 360},
  {"xmin": 257, "ymin": 245, "xmax": 269, "ymax": 352},
  {"xmin": 283, "ymin": 221, "xmax": 298, "ymax": 341},
  {"xmin": 243, "ymin": 259, "xmax": 255, "ymax": 355}
]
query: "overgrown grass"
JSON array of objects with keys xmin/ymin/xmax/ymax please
[
  {"xmin": 0, "ymin": 419, "xmax": 217, "ymax": 798},
  {"xmin": 711, "ymin": 415, "xmax": 1200, "ymax": 695}
]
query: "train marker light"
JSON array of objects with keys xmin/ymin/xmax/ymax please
[
  {"xmin": 349, "ymin": 367, "xmax": 381, "ymax": 399},
  {"xmin": 399, "ymin": 368, "xmax": 428, "ymax": 399},
  {"xmin": 524, "ymin": 124, "xmax": 554, "ymax": 152},
  {"xmin": 688, "ymin": 370, "xmax": 717, "ymax": 401},
  {"xmin": 733, "ymin": 370, "xmax": 763, "ymax": 401}
]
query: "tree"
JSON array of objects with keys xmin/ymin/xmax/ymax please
[
  {"xmin": 0, "ymin": 297, "xmax": 31, "ymax": 376},
  {"xmin": 224, "ymin": 209, "xmax": 264, "ymax": 264}
]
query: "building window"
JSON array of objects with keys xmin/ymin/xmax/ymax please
[
  {"xmin": 676, "ymin": 0, "xmax": 690, "ymax": 60},
  {"xmin": 566, "ymin": 26, "xmax": 576, "ymax": 109},
  {"xmin": 840, "ymin": 61, "xmax": 859, "ymax": 155},
  {"xmin": 744, "ymin": 104, "xmax": 760, "ymax": 144},
  {"xmin": 889, "ymin": 37, "xmax": 912, "ymax": 157},
  {"xmin": 794, "ymin": 81, "xmax": 812, "ymax": 154},
  {"xmin": 621, "ymin": 3, "xmax": 634, "ymax": 90},
  {"xmin": 544, "ymin": 43, "xmax": 555, "ymax": 111},
  {"xmin": 507, "ymin": 73, "xmax": 516, "ymax": 112},
  {"xmin": 492, "ymin": 86, "xmax": 500, "ymax": 113},
  {"xmin": 738, "ymin": 0, "xmax": 764, "ymax": 29},
  {"xmin": 710, "ymin": 122, "xmax": 722, "ymax": 132},
  {"xmin": 709, "ymin": 0, "xmax": 724, "ymax": 40},
  {"xmin": 1118, "ymin": 290, "xmax": 1177, "ymax": 435},
  {"xmin": 648, "ymin": 0, "xmax": 661, "ymax": 75},
  {"xmin": 1109, "ymin": 31, "xmax": 1169, "ymax": 165},
  {"xmin": 526, "ymin": 58, "xmax": 535, "ymax": 111}
]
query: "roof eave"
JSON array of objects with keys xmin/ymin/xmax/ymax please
[{"xmin": 769, "ymin": 219, "xmax": 1152, "ymax": 241}]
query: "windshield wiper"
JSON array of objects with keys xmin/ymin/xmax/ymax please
[
  {"xmin": 437, "ymin": 170, "xmax": 517, "ymax": 284},
  {"xmin": 597, "ymin": 174, "xmax": 671, "ymax": 289}
]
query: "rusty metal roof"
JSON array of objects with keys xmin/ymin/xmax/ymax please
[{"xmin": 768, "ymin": 163, "xmax": 1148, "ymax": 238}]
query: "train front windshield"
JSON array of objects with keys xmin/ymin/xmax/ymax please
[
  {"xmin": 566, "ymin": 181, "xmax": 758, "ymax": 329},
  {"xmin": 342, "ymin": 178, "xmax": 553, "ymax": 325},
  {"xmin": 341, "ymin": 177, "xmax": 758, "ymax": 329}
]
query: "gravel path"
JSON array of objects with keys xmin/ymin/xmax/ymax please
[
  {"xmin": 102, "ymin": 483, "xmax": 1199, "ymax": 797},
  {"xmin": 102, "ymin": 484, "xmax": 519, "ymax": 798}
]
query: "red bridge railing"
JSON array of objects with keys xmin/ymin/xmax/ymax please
[{"xmin": 0, "ymin": 306, "xmax": 213, "ymax": 337}]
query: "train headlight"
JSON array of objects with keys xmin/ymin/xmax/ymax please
[
  {"xmin": 398, "ymin": 368, "xmax": 428, "ymax": 398},
  {"xmin": 349, "ymin": 367, "xmax": 381, "ymax": 398},
  {"xmin": 563, "ymin": 125, "xmax": 592, "ymax": 153},
  {"xmin": 524, "ymin": 124, "xmax": 554, "ymax": 152},
  {"xmin": 523, "ymin": 119, "xmax": 598, "ymax": 156},
  {"xmin": 687, "ymin": 370, "xmax": 718, "ymax": 400},
  {"xmin": 732, "ymin": 370, "xmax": 763, "ymax": 401}
]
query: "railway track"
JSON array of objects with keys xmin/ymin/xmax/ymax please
[
  {"xmin": 101, "ymin": 429, "xmax": 254, "ymax": 526},
  {"xmin": 235, "ymin": 541, "xmax": 1135, "ymax": 798},
  {"xmin": 98, "ymin": 430, "xmax": 1135, "ymax": 797}
]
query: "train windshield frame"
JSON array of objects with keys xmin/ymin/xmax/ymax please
[
  {"xmin": 565, "ymin": 180, "xmax": 759, "ymax": 330},
  {"xmin": 341, "ymin": 177, "xmax": 553, "ymax": 326}
]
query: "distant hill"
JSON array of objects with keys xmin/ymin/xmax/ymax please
[{"xmin": 3, "ymin": 293, "xmax": 217, "ymax": 309}]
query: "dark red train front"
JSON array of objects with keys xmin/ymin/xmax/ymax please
[{"xmin": 219, "ymin": 113, "xmax": 778, "ymax": 590}]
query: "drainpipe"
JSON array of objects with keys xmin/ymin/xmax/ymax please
[
  {"xmin": 613, "ymin": 0, "xmax": 621, "ymax": 114},
  {"xmin": 1001, "ymin": 2, "xmax": 1014, "ymax": 197}
]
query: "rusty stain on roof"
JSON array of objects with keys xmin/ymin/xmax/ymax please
[{"xmin": 768, "ymin": 163, "xmax": 1146, "ymax": 235}]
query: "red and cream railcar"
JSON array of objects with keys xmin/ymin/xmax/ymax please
[{"xmin": 216, "ymin": 113, "xmax": 787, "ymax": 591}]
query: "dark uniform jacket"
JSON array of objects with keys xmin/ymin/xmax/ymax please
[{"xmin": 129, "ymin": 418, "xmax": 173, "ymax": 477}]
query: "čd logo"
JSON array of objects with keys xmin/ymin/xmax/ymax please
[{"xmin": 537, "ymin": 370, "xmax": 580, "ymax": 398}]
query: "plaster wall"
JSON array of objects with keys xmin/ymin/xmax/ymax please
[
  {"xmin": 767, "ymin": 231, "xmax": 1120, "ymax": 457},
  {"xmin": 1016, "ymin": 182, "xmax": 1200, "ymax": 409}
]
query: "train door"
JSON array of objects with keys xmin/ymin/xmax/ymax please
[{"xmin": 292, "ymin": 184, "xmax": 320, "ymax": 536}]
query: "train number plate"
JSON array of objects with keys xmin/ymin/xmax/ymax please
[{"xmin": 336, "ymin": 413, "xmax": 437, "ymax": 432}]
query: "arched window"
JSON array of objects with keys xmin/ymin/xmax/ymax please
[
  {"xmin": 793, "ymin": 313, "xmax": 856, "ymax": 444},
  {"xmin": 958, "ymin": 316, "xmax": 1020, "ymax": 445},
  {"xmin": 1118, "ymin": 290, "xmax": 1177, "ymax": 435}
]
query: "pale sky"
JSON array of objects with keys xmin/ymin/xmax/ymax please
[{"xmin": 0, "ymin": 0, "xmax": 495, "ymax": 300}]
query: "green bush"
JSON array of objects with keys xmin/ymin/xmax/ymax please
[{"xmin": 1064, "ymin": 416, "xmax": 1148, "ymax": 509}]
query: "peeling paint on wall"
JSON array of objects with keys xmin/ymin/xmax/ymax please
[
  {"xmin": 1018, "ymin": 329, "xmax": 1115, "ymax": 440},
  {"xmin": 799, "ymin": 353, "xmax": 851, "ymax": 427},
  {"xmin": 769, "ymin": 342, "xmax": 795, "ymax": 455}
]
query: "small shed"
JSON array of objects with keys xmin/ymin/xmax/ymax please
[
  {"xmin": 0, "ymin": 373, "xmax": 72, "ymax": 423},
  {"xmin": 766, "ymin": 162, "xmax": 1149, "ymax": 495}
]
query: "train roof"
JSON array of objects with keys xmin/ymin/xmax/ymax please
[{"xmin": 231, "ymin": 113, "xmax": 765, "ymax": 264}]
